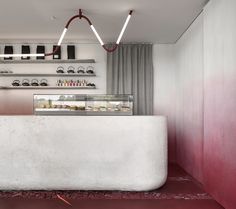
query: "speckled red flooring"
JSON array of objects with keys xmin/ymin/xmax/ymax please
[{"xmin": 0, "ymin": 164, "xmax": 224, "ymax": 209}]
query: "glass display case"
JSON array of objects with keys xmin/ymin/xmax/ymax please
[{"xmin": 34, "ymin": 94, "xmax": 133, "ymax": 116}]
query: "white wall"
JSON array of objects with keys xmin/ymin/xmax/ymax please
[
  {"xmin": 0, "ymin": 42, "xmax": 106, "ymax": 114},
  {"xmin": 153, "ymin": 44, "xmax": 176, "ymax": 162}
]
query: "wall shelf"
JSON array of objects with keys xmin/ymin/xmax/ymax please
[
  {"xmin": 0, "ymin": 73, "xmax": 96, "ymax": 77},
  {"xmin": 0, "ymin": 86, "xmax": 96, "ymax": 90},
  {"xmin": 0, "ymin": 59, "xmax": 95, "ymax": 64},
  {"xmin": 0, "ymin": 58, "xmax": 97, "ymax": 90}
]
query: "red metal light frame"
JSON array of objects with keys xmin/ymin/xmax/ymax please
[{"xmin": 45, "ymin": 9, "xmax": 133, "ymax": 56}]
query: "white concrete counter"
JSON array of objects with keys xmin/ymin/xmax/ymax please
[{"xmin": 0, "ymin": 116, "xmax": 167, "ymax": 191}]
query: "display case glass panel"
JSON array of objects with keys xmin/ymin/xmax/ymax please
[{"xmin": 34, "ymin": 94, "xmax": 133, "ymax": 115}]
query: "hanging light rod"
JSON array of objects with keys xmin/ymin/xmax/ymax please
[
  {"xmin": 0, "ymin": 9, "xmax": 133, "ymax": 58},
  {"xmin": 0, "ymin": 54, "xmax": 44, "ymax": 58}
]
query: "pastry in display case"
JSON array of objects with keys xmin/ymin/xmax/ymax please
[{"xmin": 34, "ymin": 94, "xmax": 133, "ymax": 116}]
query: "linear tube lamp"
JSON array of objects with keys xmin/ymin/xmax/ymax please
[{"xmin": 0, "ymin": 9, "xmax": 133, "ymax": 57}]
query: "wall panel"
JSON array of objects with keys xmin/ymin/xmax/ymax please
[
  {"xmin": 203, "ymin": 1, "xmax": 236, "ymax": 208},
  {"xmin": 175, "ymin": 13, "xmax": 204, "ymax": 182},
  {"xmin": 153, "ymin": 44, "xmax": 176, "ymax": 162},
  {"xmin": 175, "ymin": 1, "xmax": 236, "ymax": 208}
]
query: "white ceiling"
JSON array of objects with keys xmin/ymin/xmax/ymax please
[{"xmin": 0, "ymin": 0, "xmax": 208, "ymax": 43}]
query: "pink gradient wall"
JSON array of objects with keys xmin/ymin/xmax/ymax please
[
  {"xmin": 175, "ymin": 1, "xmax": 236, "ymax": 208},
  {"xmin": 175, "ymin": 13, "xmax": 204, "ymax": 182},
  {"xmin": 203, "ymin": 1, "xmax": 236, "ymax": 208}
]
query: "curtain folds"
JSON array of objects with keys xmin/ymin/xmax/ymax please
[{"xmin": 107, "ymin": 44, "xmax": 153, "ymax": 115}]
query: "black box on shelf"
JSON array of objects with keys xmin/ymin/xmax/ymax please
[
  {"xmin": 36, "ymin": 45, "xmax": 45, "ymax": 60},
  {"xmin": 21, "ymin": 45, "xmax": 30, "ymax": 60},
  {"xmin": 67, "ymin": 45, "xmax": 75, "ymax": 59},
  {"xmin": 4, "ymin": 46, "xmax": 13, "ymax": 60},
  {"xmin": 53, "ymin": 45, "xmax": 61, "ymax": 59}
]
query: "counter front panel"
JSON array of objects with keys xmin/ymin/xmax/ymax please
[{"xmin": 0, "ymin": 116, "xmax": 167, "ymax": 191}]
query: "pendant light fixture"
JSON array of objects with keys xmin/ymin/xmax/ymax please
[{"xmin": 0, "ymin": 9, "xmax": 133, "ymax": 58}]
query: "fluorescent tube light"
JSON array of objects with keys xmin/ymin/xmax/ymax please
[
  {"xmin": 0, "ymin": 9, "xmax": 133, "ymax": 56},
  {"xmin": 57, "ymin": 28, "xmax": 67, "ymax": 46},
  {"xmin": 90, "ymin": 25, "xmax": 104, "ymax": 46},
  {"xmin": 116, "ymin": 13, "xmax": 132, "ymax": 44},
  {"xmin": 0, "ymin": 54, "xmax": 44, "ymax": 58}
]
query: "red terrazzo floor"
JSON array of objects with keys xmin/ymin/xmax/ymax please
[{"xmin": 0, "ymin": 164, "xmax": 224, "ymax": 209}]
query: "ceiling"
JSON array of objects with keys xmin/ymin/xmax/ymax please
[{"xmin": 0, "ymin": 0, "xmax": 208, "ymax": 43}]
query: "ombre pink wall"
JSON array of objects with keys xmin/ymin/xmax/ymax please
[
  {"xmin": 175, "ymin": 13, "xmax": 204, "ymax": 182},
  {"xmin": 175, "ymin": 1, "xmax": 236, "ymax": 209},
  {"xmin": 203, "ymin": 1, "xmax": 236, "ymax": 208}
]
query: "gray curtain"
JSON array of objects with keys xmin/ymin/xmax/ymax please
[{"xmin": 107, "ymin": 44, "xmax": 153, "ymax": 115}]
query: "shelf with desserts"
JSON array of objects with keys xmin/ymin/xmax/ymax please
[
  {"xmin": 34, "ymin": 94, "xmax": 133, "ymax": 116},
  {"xmin": 0, "ymin": 78, "xmax": 96, "ymax": 90}
]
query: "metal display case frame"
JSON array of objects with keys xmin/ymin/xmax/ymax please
[{"xmin": 34, "ymin": 94, "xmax": 133, "ymax": 116}]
